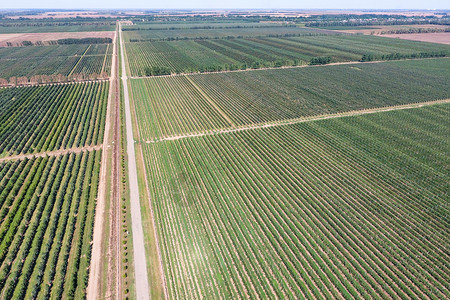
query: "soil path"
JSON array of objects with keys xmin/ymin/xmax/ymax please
[
  {"xmin": 120, "ymin": 22, "xmax": 151, "ymax": 300},
  {"xmin": 146, "ymin": 98, "xmax": 450, "ymax": 144},
  {"xmin": 87, "ymin": 25, "xmax": 117, "ymax": 300}
]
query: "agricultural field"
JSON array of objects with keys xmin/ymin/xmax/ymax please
[
  {"xmin": 130, "ymin": 58, "xmax": 450, "ymax": 139},
  {"xmin": 0, "ymin": 43, "xmax": 113, "ymax": 82},
  {"xmin": 125, "ymin": 34, "xmax": 450, "ymax": 75},
  {"xmin": 0, "ymin": 150, "xmax": 102, "ymax": 299},
  {"xmin": 0, "ymin": 81, "xmax": 108, "ymax": 156},
  {"xmin": 142, "ymin": 102, "xmax": 449, "ymax": 299},
  {"xmin": 122, "ymin": 26, "xmax": 330, "ymax": 42}
]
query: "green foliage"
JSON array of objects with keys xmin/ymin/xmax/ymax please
[
  {"xmin": 125, "ymin": 34, "xmax": 450, "ymax": 76},
  {"xmin": 143, "ymin": 66, "xmax": 171, "ymax": 76},
  {"xmin": 131, "ymin": 58, "xmax": 450, "ymax": 140},
  {"xmin": 0, "ymin": 151, "xmax": 102, "ymax": 299},
  {"xmin": 0, "ymin": 82, "xmax": 109, "ymax": 155},
  {"xmin": 56, "ymin": 37, "xmax": 112, "ymax": 45},
  {"xmin": 143, "ymin": 103, "xmax": 450, "ymax": 299},
  {"xmin": 309, "ymin": 56, "xmax": 331, "ymax": 65},
  {"xmin": 0, "ymin": 43, "xmax": 112, "ymax": 81},
  {"xmin": 361, "ymin": 50, "xmax": 450, "ymax": 62}
]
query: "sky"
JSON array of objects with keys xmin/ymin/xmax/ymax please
[{"xmin": 0, "ymin": 0, "xmax": 449, "ymax": 10}]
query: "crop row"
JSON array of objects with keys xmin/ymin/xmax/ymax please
[
  {"xmin": 130, "ymin": 76, "xmax": 231, "ymax": 139},
  {"xmin": 0, "ymin": 44, "xmax": 112, "ymax": 81},
  {"xmin": 190, "ymin": 58, "xmax": 450, "ymax": 125},
  {"xmin": 0, "ymin": 44, "xmax": 109, "ymax": 59},
  {"xmin": 125, "ymin": 34, "xmax": 450, "ymax": 76},
  {"xmin": 0, "ymin": 150, "xmax": 102, "ymax": 299},
  {"xmin": 0, "ymin": 81, "xmax": 108, "ymax": 155},
  {"xmin": 143, "ymin": 103, "xmax": 449, "ymax": 299},
  {"xmin": 131, "ymin": 58, "xmax": 450, "ymax": 139}
]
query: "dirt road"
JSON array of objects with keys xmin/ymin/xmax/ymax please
[
  {"xmin": 87, "ymin": 26, "xmax": 117, "ymax": 300},
  {"xmin": 119, "ymin": 22, "xmax": 151, "ymax": 300}
]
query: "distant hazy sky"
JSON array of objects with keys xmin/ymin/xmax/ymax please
[{"xmin": 1, "ymin": 0, "xmax": 448, "ymax": 10}]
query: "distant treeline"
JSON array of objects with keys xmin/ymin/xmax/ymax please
[
  {"xmin": 13, "ymin": 37, "xmax": 112, "ymax": 47},
  {"xmin": 123, "ymin": 24, "xmax": 295, "ymax": 31},
  {"xmin": 55, "ymin": 37, "xmax": 112, "ymax": 44},
  {"xmin": 379, "ymin": 27, "xmax": 450, "ymax": 35},
  {"xmin": 306, "ymin": 19, "xmax": 450, "ymax": 27},
  {"xmin": 361, "ymin": 51, "xmax": 449, "ymax": 62},
  {"xmin": 0, "ymin": 20, "xmax": 116, "ymax": 28}
]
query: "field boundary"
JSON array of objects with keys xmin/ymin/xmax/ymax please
[
  {"xmin": 145, "ymin": 98, "xmax": 450, "ymax": 144},
  {"xmin": 0, "ymin": 144, "xmax": 103, "ymax": 162}
]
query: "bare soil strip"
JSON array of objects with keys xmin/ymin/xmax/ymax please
[
  {"xmin": 184, "ymin": 75, "xmax": 236, "ymax": 127},
  {"xmin": 146, "ymin": 98, "xmax": 450, "ymax": 144},
  {"xmin": 120, "ymin": 22, "xmax": 151, "ymax": 300},
  {"xmin": 382, "ymin": 32, "xmax": 450, "ymax": 45},
  {"xmin": 87, "ymin": 28, "xmax": 117, "ymax": 300},
  {"xmin": 0, "ymin": 144, "xmax": 102, "ymax": 162}
]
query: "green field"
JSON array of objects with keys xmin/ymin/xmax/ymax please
[
  {"xmin": 125, "ymin": 35, "xmax": 450, "ymax": 75},
  {"xmin": 122, "ymin": 26, "xmax": 330, "ymax": 42},
  {"xmin": 142, "ymin": 102, "xmax": 449, "ymax": 299},
  {"xmin": 0, "ymin": 44, "xmax": 113, "ymax": 81},
  {"xmin": 0, "ymin": 82, "xmax": 108, "ymax": 156},
  {"xmin": 130, "ymin": 58, "xmax": 450, "ymax": 139},
  {"xmin": 0, "ymin": 151, "xmax": 102, "ymax": 299}
]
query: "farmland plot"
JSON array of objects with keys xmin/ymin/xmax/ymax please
[
  {"xmin": 143, "ymin": 103, "xmax": 449, "ymax": 299},
  {"xmin": 125, "ymin": 34, "xmax": 450, "ymax": 76},
  {"xmin": 122, "ymin": 26, "xmax": 328, "ymax": 42},
  {"xmin": 0, "ymin": 44, "xmax": 112, "ymax": 81},
  {"xmin": 132, "ymin": 59, "xmax": 450, "ymax": 140},
  {"xmin": 0, "ymin": 151, "xmax": 102, "ymax": 299},
  {"xmin": 190, "ymin": 58, "xmax": 450, "ymax": 125},
  {"xmin": 0, "ymin": 82, "xmax": 108, "ymax": 156}
]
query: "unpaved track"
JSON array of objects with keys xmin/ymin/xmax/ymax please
[
  {"xmin": 0, "ymin": 144, "xmax": 102, "ymax": 162},
  {"xmin": 146, "ymin": 98, "xmax": 450, "ymax": 144},
  {"xmin": 87, "ymin": 27, "xmax": 117, "ymax": 300},
  {"xmin": 106, "ymin": 22, "xmax": 122, "ymax": 300},
  {"xmin": 119, "ymin": 22, "xmax": 151, "ymax": 300}
]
